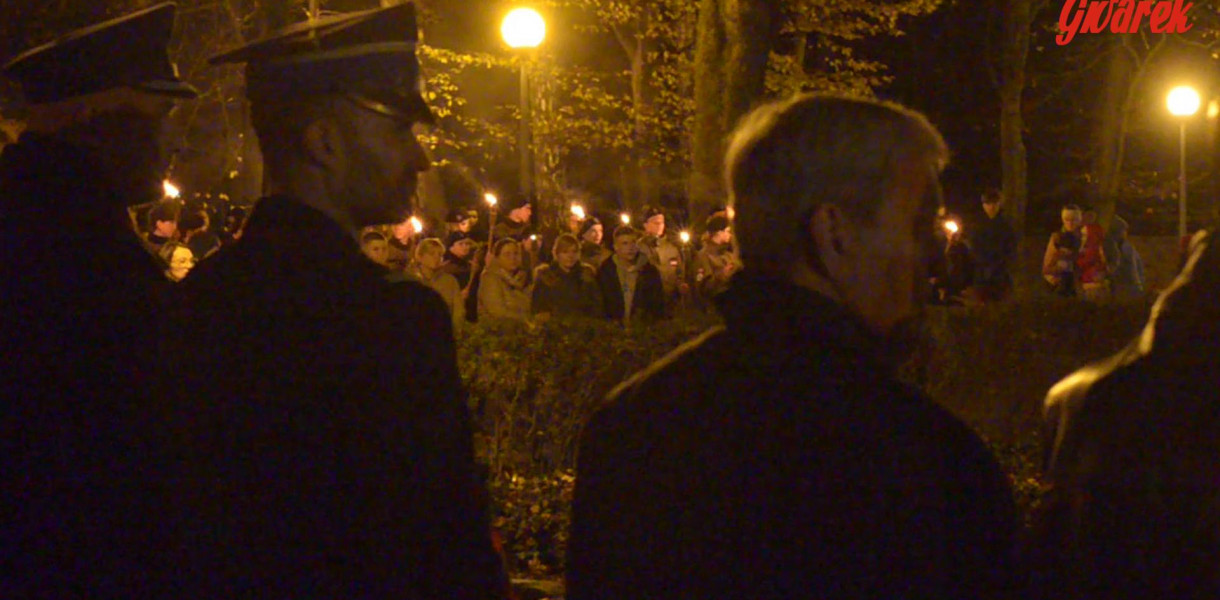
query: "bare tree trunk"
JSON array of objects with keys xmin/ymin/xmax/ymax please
[
  {"xmin": 721, "ymin": 0, "xmax": 779, "ymax": 130},
  {"xmin": 999, "ymin": 0, "xmax": 1034, "ymax": 237},
  {"xmin": 689, "ymin": 0, "xmax": 777, "ymax": 224},
  {"xmin": 1091, "ymin": 34, "xmax": 1168, "ymax": 228},
  {"xmin": 629, "ymin": 15, "xmax": 659, "ymax": 211},
  {"xmin": 1091, "ymin": 37, "xmax": 1128, "ymax": 228},
  {"xmin": 689, "ymin": 0, "xmax": 726, "ymax": 223}
]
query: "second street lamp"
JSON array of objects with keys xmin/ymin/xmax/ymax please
[
  {"xmin": 501, "ymin": 8, "xmax": 546, "ymax": 204},
  {"xmin": 1167, "ymin": 85, "xmax": 1200, "ymax": 240}
]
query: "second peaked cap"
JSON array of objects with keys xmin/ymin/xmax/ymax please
[
  {"xmin": 209, "ymin": 2, "xmax": 433, "ymax": 123},
  {"xmin": 3, "ymin": 3, "xmax": 198, "ymax": 104}
]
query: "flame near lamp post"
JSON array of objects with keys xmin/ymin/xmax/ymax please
[{"xmin": 1167, "ymin": 85, "xmax": 1200, "ymax": 239}]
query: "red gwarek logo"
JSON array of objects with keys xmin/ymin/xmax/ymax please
[{"xmin": 1058, "ymin": 0, "xmax": 1194, "ymax": 45}]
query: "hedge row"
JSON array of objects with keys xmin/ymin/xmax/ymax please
[{"xmin": 457, "ymin": 299, "xmax": 1152, "ymax": 577}]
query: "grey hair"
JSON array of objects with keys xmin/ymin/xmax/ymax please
[{"xmin": 724, "ymin": 93, "xmax": 949, "ymax": 276}]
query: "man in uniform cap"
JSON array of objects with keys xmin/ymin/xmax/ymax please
[
  {"xmin": 162, "ymin": 4, "xmax": 508, "ymax": 598},
  {"xmin": 0, "ymin": 4, "xmax": 197, "ymax": 595},
  {"xmin": 637, "ymin": 205, "xmax": 686, "ymax": 310}
]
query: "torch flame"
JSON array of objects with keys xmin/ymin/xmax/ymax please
[
  {"xmin": 944, "ymin": 220, "xmax": 959, "ymax": 234},
  {"xmin": 484, "ymin": 192, "xmax": 498, "ymax": 207},
  {"xmin": 679, "ymin": 230, "xmax": 691, "ymax": 244},
  {"xmin": 409, "ymin": 216, "xmax": 423, "ymax": 234},
  {"xmin": 620, "ymin": 212, "xmax": 630, "ymax": 225},
  {"xmin": 163, "ymin": 180, "xmax": 180, "ymax": 199},
  {"xmin": 571, "ymin": 204, "xmax": 586, "ymax": 220}
]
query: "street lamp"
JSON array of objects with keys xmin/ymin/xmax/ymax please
[
  {"xmin": 1167, "ymin": 85, "xmax": 1200, "ymax": 239},
  {"xmin": 501, "ymin": 8, "xmax": 546, "ymax": 204}
]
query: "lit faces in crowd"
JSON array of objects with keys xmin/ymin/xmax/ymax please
[
  {"xmin": 331, "ymin": 96, "xmax": 430, "ymax": 228},
  {"xmin": 416, "ymin": 242, "xmax": 445, "ymax": 271},
  {"xmin": 497, "ymin": 241, "xmax": 523, "ymax": 272},
  {"xmin": 509, "ymin": 204, "xmax": 532, "ymax": 224},
  {"xmin": 982, "ymin": 199, "xmax": 1002, "ymax": 219},
  {"xmin": 390, "ymin": 217, "xmax": 415, "ymax": 243},
  {"xmin": 614, "ymin": 232, "xmax": 639, "ymax": 262},
  {"xmin": 167, "ymin": 245, "xmax": 194, "ymax": 281},
  {"xmin": 449, "ymin": 238, "xmax": 475, "ymax": 259},
  {"xmin": 555, "ymin": 243, "xmax": 580, "ymax": 271},
  {"xmin": 644, "ymin": 213, "xmax": 665, "ymax": 237},
  {"xmin": 583, "ymin": 223, "xmax": 604, "ymax": 246},
  {"xmin": 1062, "ymin": 209, "xmax": 1083, "ymax": 233},
  {"xmin": 361, "ymin": 236, "xmax": 389, "ymax": 266}
]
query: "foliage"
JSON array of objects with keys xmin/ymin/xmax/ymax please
[
  {"xmin": 417, "ymin": 44, "xmax": 517, "ymax": 169},
  {"xmin": 460, "ymin": 300, "xmax": 1151, "ymax": 577}
]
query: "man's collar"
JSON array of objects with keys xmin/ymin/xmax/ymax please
[{"xmin": 714, "ymin": 271, "xmax": 895, "ymax": 370}]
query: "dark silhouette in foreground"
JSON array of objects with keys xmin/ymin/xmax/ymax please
[
  {"xmin": 1030, "ymin": 229, "xmax": 1220, "ymax": 599},
  {"xmin": 568, "ymin": 94, "xmax": 1017, "ymax": 600}
]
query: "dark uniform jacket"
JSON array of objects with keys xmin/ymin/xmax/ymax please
[
  {"xmin": 568, "ymin": 272, "xmax": 1017, "ymax": 600},
  {"xmin": 1, "ymin": 133, "xmax": 169, "ymax": 596},
  {"xmin": 596, "ymin": 254, "xmax": 666, "ymax": 323},
  {"xmin": 160, "ymin": 196, "xmax": 507, "ymax": 599},
  {"xmin": 531, "ymin": 262, "xmax": 602, "ymax": 318},
  {"xmin": 1028, "ymin": 230, "xmax": 1220, "ymax": 600},
  {"xmin": 971, "ymin": 212, "xmax": 1018, "ymax": 290}
]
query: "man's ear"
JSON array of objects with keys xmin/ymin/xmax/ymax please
[
  {"xmin": 810, "ymin": 203, "xmax": 855, "ymax": 265},
  {"xmin": 302, "ymin": 116, "xmax": 344, "ymax": 171}
]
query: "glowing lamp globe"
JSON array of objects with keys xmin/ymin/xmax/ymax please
[
  {"xmin": 501, "ymin": 8, "xmax": 545, "ymax": 49},
  {"xmin": 1168, "ymin": 86, "xmax": 1201, "ymax": 117}
]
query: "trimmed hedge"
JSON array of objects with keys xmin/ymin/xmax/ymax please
[{"xmin": 458, "ymin": 300, "xmax": 1152, "ymax": 577}]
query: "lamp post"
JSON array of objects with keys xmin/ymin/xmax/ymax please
[
  {"xmin": 501, "ymin": 8, "xmax": 546, "ymax": 204},
  {"xmin": 1167, "ymin": 85, "xmax": 1200, "ymax": 239}
]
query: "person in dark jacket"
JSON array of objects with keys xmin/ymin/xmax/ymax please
[
  {"xmin": 532, "ymin": 233, "xmax": 602, "ymax": 319},
  {"xmin": 160, "ymin": 6, "xmax": 508, "ymax": 598},
  {"xmin": 970, "ymin": 188, "xmax": 1018, "ymax": 302},
  {"xmin": 596, "ymin": 225, "xmax": 666, "ymax": 324},
  {"xmin": 568, "ymin": 94, "xmax": 1017, "ymax": 600},
  {"xmin": 578, "ymin": 216, "xmax": 611, "ymax": 268},
  {"xmin": 0, "ymin": 5, "xmax": 198, "ymax": 596},
  {"xmin": 1026, "ymin": 229, "xmax": 1220, "ymax": 599}
]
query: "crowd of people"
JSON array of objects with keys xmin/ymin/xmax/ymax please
[
  {"xmin": 2, "ymin": 4, "xmax": 1217, "ymax": 600},
  {"xmin": 1042, "ymin": 204, "xmax": 1146, "ymax": 301},
  {"xmin": 356, "ymin": 200, "xmax": 741, "ymax": 327}
]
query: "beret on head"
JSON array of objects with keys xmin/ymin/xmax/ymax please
[
  {"xmin": 643, "ymin": 205, "xmax": 664, "ymax": 221},
  {"xmin": 706, "ymin": 214, "xmax": 730, "ymax": 234},
  {"xmin": 446, "ymin": 207, "xmax": 472, "ymax": 224},
  {"xmin": 445, "ymin": 231, "xmax": 473, "ymax": 249},
  {"xmin": 209, "ymin": 3, "xmax": 433, "ymax": 124},
  {"xmin": 578, "ymin": 217, "xmax": 602, "ymax": 238},
  {"xmin": 3, "ymin": 3, "xmax": 198, "ymax": 104},
  {"xmin": 502, "ymin": 193, "xmax": 532, "ymax": 212}
]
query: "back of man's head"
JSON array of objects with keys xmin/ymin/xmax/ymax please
[{"xmin": 724, "ymin": 94, "xmax": 948, "ymax": 278}]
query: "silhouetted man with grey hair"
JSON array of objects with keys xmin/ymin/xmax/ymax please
[{"xmin": 568, "ymin": 94, "xmax": 1017, "ymax": 600}]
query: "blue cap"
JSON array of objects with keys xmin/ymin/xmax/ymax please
[
  {"xmin": 2, "ymin": 3, "xmax": 198, "ymax": 104},
  {"xmin": 209, "ymin": 3, "xmax": 433, "ymax": 124}
]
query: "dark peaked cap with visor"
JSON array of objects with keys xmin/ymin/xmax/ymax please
[
  {"xmin": 2, "ymin": 3, "xmax": 198, "ymax": 104},
  {"xmin": 209, "ymin": 2, "xmax": 434, "ymax": 124}
]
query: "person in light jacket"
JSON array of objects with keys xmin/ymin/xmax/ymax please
[{"xmin": 479, "ymin": 237, "xmax": 532, "ymax": 323}]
